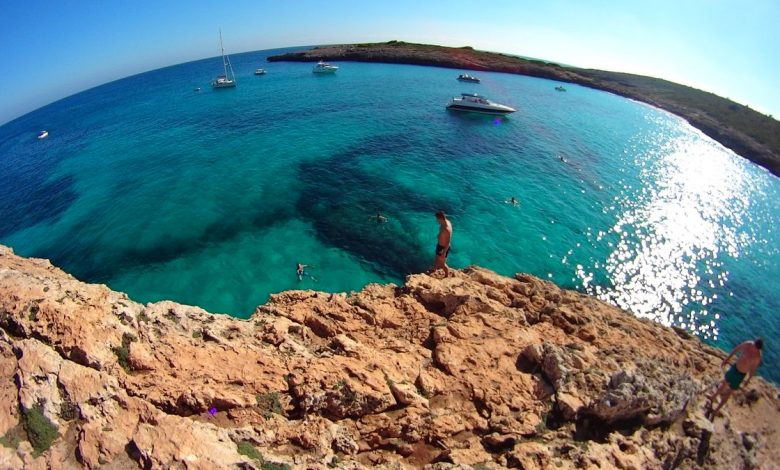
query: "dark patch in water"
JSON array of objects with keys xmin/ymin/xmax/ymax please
[
  {"xmin": 0, "ymin": 171, "xmax": 78, "ymax": 238},
  {"xmin": 43, "ymin": 205, "xmax": 294, "ymax": 282},
  {"xmin": 296, "ymin": 133, "xmax": 458, "ymax": 278}
]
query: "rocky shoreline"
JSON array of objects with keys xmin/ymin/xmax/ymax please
[
  {"xmin": 268, "ymin": 42, "xmax": 780, "ymax": 178},
  {"xmin": 0, "ymin": 244, "xmax": 778, "ymax": 469}
]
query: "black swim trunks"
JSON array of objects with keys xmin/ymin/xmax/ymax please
[{"xmin": 435, "ymin": 244, "xmax": 450, "ymax": 257}]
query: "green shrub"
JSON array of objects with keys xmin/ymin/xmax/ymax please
[
  {"xmin": 192, "ymin": 330, "xmax": 203, "ymax": 339},
  {"xmin": 164, "ymin": 309, "xmax": 179, "ymax": 323},
  {"xmin": 28, "ymin": 303, "xmax": 39, "ymax": 321},
  {"xmin": 262, "ymin": 463, "xmax": 291, "ymax": 470},
  {"xmin": 59, "ymin": 397, "xmax": 79, "ymax": 421},
  {"xmin": 256, "ymin": 392, "xmax": 283, "ymax": 419},
  {"xmin": 0, "ymin": 425, "xmax": 23, "ymax": 449},
  {"xmin": 235, "ymin": 441, "xmax": 291, "ymax": 470},
  {"xmin": 22, "ymin": 405, "xmax": 59, "ymax": 457},
  {"xmin": 236, "ymin": 441, "xmax": 263, "ymax": 461},
  {"xmin": 113, "ymin": 332, "xmax": 137, "ymax": 372}
]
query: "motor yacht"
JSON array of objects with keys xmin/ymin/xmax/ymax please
[
  {"xmin": 254, "ymin": 68, "xmax": 267, "ymax": 75},
  {"xmin": 457, "ymin": 73, "xmax": 480, "ymax": 83},
  {"xmin": 312, "ymin": 61, "xmax": 338, "ymax": 73},
  {"xmin": 37, "ymin": 130, "xmax": 48, "ymax": 139},
  {"xmin": 446, "ymin": 93, "xmax": 516, "ymax": 115}
]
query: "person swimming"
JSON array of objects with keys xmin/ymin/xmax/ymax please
[
  {"xmin": 296, "ymin": 263, "xmax": 318, "ymax": 282},
  {"xmin": 506, "ymin": 197, "xmax": 519, "ymax": 206},
  {"xmin": 370, "ymin": 212, "xmax": 388, "ymax": 223}
]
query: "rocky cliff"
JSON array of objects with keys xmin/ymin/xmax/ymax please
[{"xmin": 0, "ymin": 244, "xmax": 777, "ymax": 469}]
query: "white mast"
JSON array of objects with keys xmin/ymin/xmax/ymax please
[
  {"xmin": 219, "ymin": 29, "xmax": 229, "ymax": 78},
  {"xmin": 212, "ymin": 28, "xmax": 236, "ymax": 87}
]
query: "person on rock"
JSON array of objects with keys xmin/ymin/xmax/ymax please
[
  {"xmin": 427, "ymin": 211, "xmax": 453, "ymax": 277},
  {"xmin": 706, "ymin": 338, "xmax": 763, "ymax": 420}
]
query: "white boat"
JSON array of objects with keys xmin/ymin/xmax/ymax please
[
  {"xmin": 212, "ymin": 30, "xmax": 236, "ymax": 89},
  {"xmin": 312, "ymin": 61, "xmax": 338, "ymax": 74},
  {"xmin": 37, "ymin": 130, "xmax": 48, "ymax": 139},
  {"xmin": 446, "ymin": 93, "xmax": 516, "ymax": 115},
  {"xmin": 254, "ymin": 68, "xmax": 267, "ymax": 75},
  {"xmin": 457, "ymin": 73, "xmax": 480, "ymax": 83}
]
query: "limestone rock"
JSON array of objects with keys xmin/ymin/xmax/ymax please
[
  {"xmin": 582, "ymin": 363, "xmax": 697, "ymax": 431},
  {"xmin": 127, "ymin": 341, "xmax": 156, "ymax": 371},
  {"xmin": 389, "ymin": 380, "xmax": 429, "ymax": 407},
  {"xmin": 0, "ymin": 333, "xmax": 19, "ymax": 435},
  {"xmin": 14, "ymin": 339, "xmax": 64, "ymax": 424},
  {"xmin": 557, "ymin": 392, "xmax": 584, "ymax": 421},
  {"xmin": 0, "ymin": 245, "xmax": 779, "ymax": 469},
  {"xmin": 506, "ymin": 442, "xmax": 551, "ymax": 469},
  {"xmin": 0, "ymin": 446, "xmax": 23, "ymax": 470}
]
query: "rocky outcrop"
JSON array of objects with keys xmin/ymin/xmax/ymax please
[{"xmin": 0, "ymin": 244, "xmax": 778, "ymax": 469}]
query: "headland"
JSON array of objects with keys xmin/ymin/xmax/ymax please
[
  {"xmin": 0, "ymin": 244, "xmax": 777, "ymax": 468},
  {"xmin": 268, "ymin": 41, "xmax": 780, "ymax": 177}
]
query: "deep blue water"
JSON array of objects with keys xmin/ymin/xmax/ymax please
[{"xmin": 1, "ymin": 47, "xmax": 778, "ymax": 382}]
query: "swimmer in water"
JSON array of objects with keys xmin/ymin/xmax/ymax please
[
  {"xmin": 370, "ymin": 212, "xmax": 388, "ymax": 223},
  {"xmin": 296, "ymin": 263, "xmax": 318, "ymax": 282},
  {"xmin": 506, "ymin": 197, "xmax": 519, "ymax": 206}
]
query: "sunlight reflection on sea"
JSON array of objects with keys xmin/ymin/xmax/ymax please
[{"xmin": 577, "ymin": 118, "xmax": 759, "ymax": 340}]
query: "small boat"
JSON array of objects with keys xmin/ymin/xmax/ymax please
[
  {"xmin": 457, "ymin": 73, "xmax": 481, "ymax": 83},
  {"xmin": 555, "ymin": 86, "xmax": 567, "ymax": 92},
  {"xmin": 37, "ymin": 130, "xmax": 48, "ymax": 139},
  {"xmin": 212, "ymin": 29, "xmax": 236, "ymax": 89},
  {"xmin": 254, "ymin": 68, "xmax": 267, "ymax": 75},
  {"xmin": 446, "ymin": 93, "xmax": 516, "ymax": 115},
  {"xmin": 312, "ymin": 61, "xmax": 338, "ymax": 74}
]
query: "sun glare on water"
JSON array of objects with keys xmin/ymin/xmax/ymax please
[{"xmin": 577, "ymin": 119, "xmax": 759, "ymax": 340}]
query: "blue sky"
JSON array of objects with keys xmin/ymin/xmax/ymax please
[{"xmin": 1, "ymin": 0, "xmax": 778, "ymax": 124}]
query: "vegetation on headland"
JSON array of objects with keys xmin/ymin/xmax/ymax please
[
  {"xmin": 269, "ymin": 41, "xmax": 780, "ymax": 176},
  {"xmin": 22, "ymin": 405, "xmax": 60, "ymax": 457}
]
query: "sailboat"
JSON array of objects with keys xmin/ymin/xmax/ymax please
[{"xmin": 212, "ymin": 29, "xmax": 236, "ymax": 89}]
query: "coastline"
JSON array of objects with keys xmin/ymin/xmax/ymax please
[
  {"xmin": 268, "ymin": 41, "xmax": 780, "ymax": 178},
  {"xmin": 1, "ymin": 244, "xmax": 778, "ymax": 468}
]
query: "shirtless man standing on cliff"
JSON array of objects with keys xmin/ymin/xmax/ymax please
[
  {"xmin": 428, "ymin": 211, "xmax": 453, "ymax": 277},
  {"xmin": 706, "ymin": 338, "xmax": 763, "ymax": 420}
]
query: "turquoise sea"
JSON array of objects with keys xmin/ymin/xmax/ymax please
[{"xmin": 1, "ymin": 47, "xmax": 778, "ymax": 382}]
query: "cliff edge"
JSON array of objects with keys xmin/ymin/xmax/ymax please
[{"xmin": 0, "ymin": 244, "xmax": 777, "ymax": 469}]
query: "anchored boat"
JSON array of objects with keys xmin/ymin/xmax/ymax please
[
  {"xmin": 212, "ymin": 29, "xmax": 236, "ymax": 89},
  {"xmin": 457, "ymin": 73, "xmax": 481, "ymax": 83},
  {"xmin": 312, "ymin": 61, "xmax": 338, "ymax": 74},
  {"xmin": 446, "ymin": 93, "xmax": 516, "ymax": 115}
]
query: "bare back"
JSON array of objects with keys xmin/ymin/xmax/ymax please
[
  {"xmin": 734, "ymin": 342, "xmax": 762, "ymax": 374},
  {"xmin": 437, "ymin": 220, "xmax": 452, "ymax": 247}
]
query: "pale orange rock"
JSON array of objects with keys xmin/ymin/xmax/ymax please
[
  {"xmin": 0, "ymin": 245, "xmax": 778, "ymax": 468},
  {"xmin": 0, "ymin": 333, "xmax": 19, "ymax": 435},
  {"xmin": 0, "ymin": 446, "xmax": 24, "ymax": 470}
]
